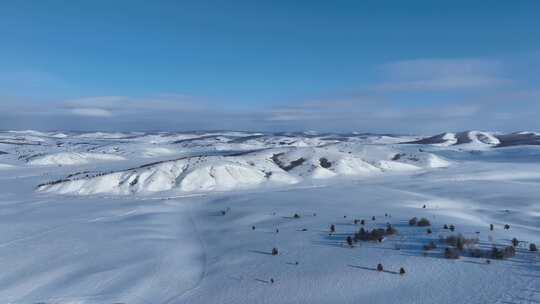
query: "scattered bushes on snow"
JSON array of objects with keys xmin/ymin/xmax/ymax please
[
  {"xmin": 319, "ymin": 157, "xmax": 332, "ymax": 168},
  {"xmin": 409, "ymin": 217, "xmax": 430, "ymax": 226},
  {"xmin": 391, "ymin": 153, "xmax": 405, "ymax": 161},
  {"xmin": 386, "ymin": 224, "xmax": 398, "ymax": 235},
  {"xmin": 417, "ymin": 218, "xmax": 431, "ymax": 227},
  {"xmin": 511, "ymin": 238, "xmax": 519, "ymax": 247},
  {"xmin": 353, "ymin": 226, "xmax": 397, "ymax": 242},
  {"xmin": 423, "ymin": 241, "xmax": 437, "ymax": 251},
  {"xmin": 444, "ymin": 247, "xmax": 461, "ymax": 259},
  {"xmin": 272, "ymin": 153, "xmax": 306, "ymax": 171},
  {"xmin": 468, "ymin": 245, "xmax": 516, "ymax": 260},
  {"xmin": 443, "ymin": 234, "xmax": 479, "ymax": 251},
  {"xmin": 491, "ymin": 246, "xmax": 516, "ymax": 260},
  {"xmin": 346, "ymin": 236, "xmax": 353, "ymax": 247}
]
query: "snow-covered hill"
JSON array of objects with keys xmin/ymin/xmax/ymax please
[
  {"xmin": 1, "ymin": 129, "xmax": 540, "ymax": 304},
  {"xmin": 402, "ymin": 130, "xmax": 540, "ymax": 149},
  {"xmin": 37, "ymin": 146, "xmax": 449, "ymax": 195}
]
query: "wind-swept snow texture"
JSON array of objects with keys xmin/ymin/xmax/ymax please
[
  {"xmin": 0, "ymin": 130, "xmax": 539, "ymax": 304},
  {"xmin": 28, "ymin": 152, "xmax": 125, "ymax": 166}
]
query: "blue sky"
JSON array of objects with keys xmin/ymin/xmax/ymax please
[{"xmin": 1, "ymin": 0, "xmax": 539, "ymax": 133}]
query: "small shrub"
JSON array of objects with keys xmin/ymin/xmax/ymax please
[
  {"xmin": 293, "ymin": 213, "xmax": 300, "ymax": 219},
  {"xmin": 319, "ymin": 157, "xmax": 332, "ymax": 168},
  {"xmin": 470, "ymin": 245, "xmax": 516, "ymax": 260},
  {"xmin": 409, "ymin": 217, "xmax": 418, "ymax": 226},
  {"xmin": 426, "ymin": 228, "xmax": 432, "ymax": 234},
  {"xmin": 399, "ymin": 267, "xmax": 406, "ymax": 275},
  {"xmin": 252, "ymin": 226, "xmax": 256, "ymax": 230},
  {"xmin": 271, "ymin": 248, "xmax": 279, "ymax": 256},
  {"xmin": 530, "ymin": 243, "xmax": 538, "ymax": 252},
  {"xmin": 377, "ymin": 263, "xmax": 384, "ymax": 271},
  {"xmin": 491, "ymin": 246, "xmax": 515, "ymax": 260},
  {"xmin": 449, "ymin": 224, "xmax": 455, "ymax": 232},
  {"xmin": 346, "ymin": 236, "xmax": 353, "ymax": 247},
  {"xmin": 417, "ymin": 218, "xmax": 431, "ymax": 227},
  {"xmin": 444, "ymin": 234, "xmax": 479, "ymax": 251},
  {"xmin": 443, "ymin": 224, "xmax": 448, "ymax": 230},
  {"xmin": 444, "ymin": 247, "xmax": 460, "ymax": 259},
  {"xmin": 490, "ymin": 224, "xmax": 494, "ymax": 231},
  {"xmin": 470, "ymin": 248, "xmax": 484, "ymax": 258},
  {"xmin": 220, "ymin": 207, "xmax": 231, "ymax": 215},
  {"xmin": 360, "ymin": 219, "xmax": 365, "ymax": 225},
  {"xmin": 423, "ymin": 241, "xmax": 437, "ymax": 251},
  {"xmin": 386, "ymin": 224, "xmax": 398, "ymax": 235},
  {"xmin": 504, "ymin": 224, "xmax": 510, "ymax": 230},
  {"xmin": 511, "ymin": 238, "xmax": 519, "ymax": 247},
  {"xmin": 354, "ymin": 227, "xmax": 397, "ymax": 242},
  {"xmin": 330, "ymin": 224, "xmax": 335, "ymax": 234},
  {"xmin": 372, "ymin": 216, "xmax": 376, "ymax": 221},
  {"xmin": 366, "ymin": 229, "xmax": 386, "ymax": 241}
]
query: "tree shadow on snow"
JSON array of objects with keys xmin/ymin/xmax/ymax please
[
  {"xmin": 348, "ymin": 264, "xmax": 399, "ymax": 275},
  {"xmin": 249, "ymin": 249, "xmax": 274, "ymax": 255}
]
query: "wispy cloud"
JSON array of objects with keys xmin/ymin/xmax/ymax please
[
  {"xmin": 70, "ymin": 108, "xmax": 113, "ymax": 117},
  {"xmin": 63, "ymin": 95, "xmax": 204, "ymax": 115},
  {"xmin": 374, "ymin": 59, "xmax": 510, "ymax": 91},
  {"xmin": 0, "ymin": 55, "xmax": 537, "ymax": 133}
]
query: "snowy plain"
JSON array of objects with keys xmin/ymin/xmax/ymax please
[{"xmin": 0, "ymin": 130, "xmax": 539, "ymax": 303}]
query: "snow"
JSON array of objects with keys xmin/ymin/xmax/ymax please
[
  {"xmin": 142, "ymin": 147, "xmax": 178, "ymax": 157},
  {"xmin": 435, "ymin": 132, "xmax": 457, "ymax": 146},
  {"xmin": 28, "ymin": 152, "xmax": 126, "ymax": 166},
  {"xmin": 458, "ymin": 130, "xmax": 500, "ymax": 149},
  {"xmin": 0, "ymin": 130, "xmax": 539, "ymax": 303},
  {"xmin": 37, "ymin": 146, "xmax": 449, "ymax": 195},
  {"xmin": 0, "ymin": 163, "xmax": 15, "ymax": 170}
]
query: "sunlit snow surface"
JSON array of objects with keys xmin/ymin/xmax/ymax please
[{"xmin": 0, "ymin": 130, "xmax": 539, "ymax": 303}]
